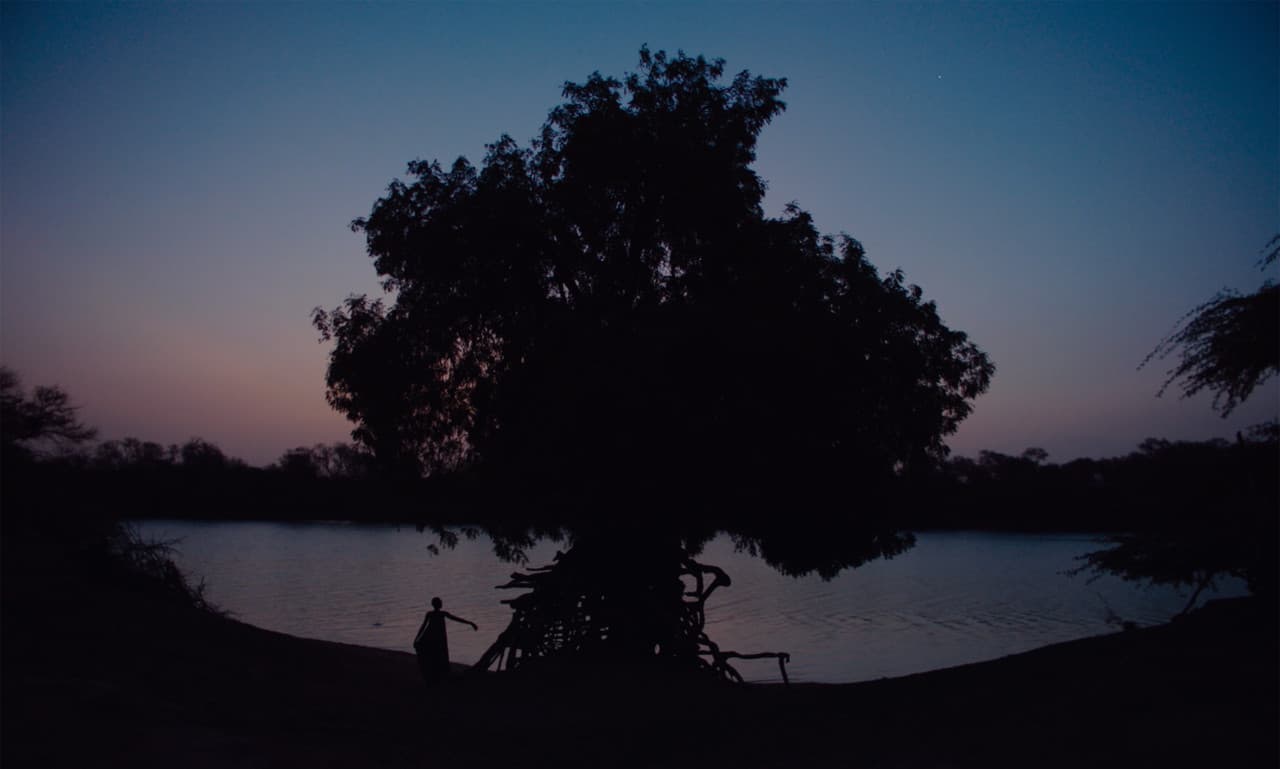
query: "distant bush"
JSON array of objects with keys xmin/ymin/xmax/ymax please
[{"xmin": 99, "ymin": 522, "xmax": 221, "ymax": 614}]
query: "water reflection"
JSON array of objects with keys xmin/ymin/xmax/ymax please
[{"xmin": 137, "ymin": 521, "xmax": 1246, "ymax": 683}]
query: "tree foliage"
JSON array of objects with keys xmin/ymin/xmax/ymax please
[
  {"xmin": 1143, "ymin": 236, "xmax": 1279, "ymax": 416},
  {"xmin": 910, "ymin": 431, "xmax": 1278, "ymax": 610},
  {"xmin": 274, "ymin": 442, "xmax": 375, "ymax": 479},
  {"xmin": 316, "ymin": 49, "xmax": 993, "ymax": 572},
  {"xmin": 1083, "ymin": 237, "xmax": 1280, "ymax": 609},
  {"xmin": 0, "ymin": 366, "xmax": 97, "ymax": 460}
]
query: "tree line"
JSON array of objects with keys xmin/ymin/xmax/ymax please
[
  {"xmin": 5, "ymin": 361, "xmax": 1272, "ymax": 539},
  {"xmin": 912, "ymin": 430, "xmax": 1277, "ymax": 532},
  {"xmin": 1, "ymin": 370, "xmax": 434, "ymax": 522}
]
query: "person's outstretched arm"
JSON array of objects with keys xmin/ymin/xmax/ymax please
[{"xmin": 443, "ymin": 612, "xmax": 478, "ymax": 630}]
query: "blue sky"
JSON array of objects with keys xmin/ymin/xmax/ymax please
[{"xmin": 2, "ymin": 2, "xmax": 1276, "ymax": 465}]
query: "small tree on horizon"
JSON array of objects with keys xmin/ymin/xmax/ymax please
[{"xmin": 0, "ymin": 366, "xmax": 97, "ymax": 461}]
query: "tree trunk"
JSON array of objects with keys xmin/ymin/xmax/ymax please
[{"xmin": 473, "ymin": 534, "xmax": 788, "ymax": 682}]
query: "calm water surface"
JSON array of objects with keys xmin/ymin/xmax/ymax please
[{"xmin": 136, "ymin": 521, "xmax": 1245, "ymax": 683}]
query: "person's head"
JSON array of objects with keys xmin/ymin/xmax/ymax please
[{"xmin": 431, "ymin": 597, "xmax": 443, "ymax": 610}]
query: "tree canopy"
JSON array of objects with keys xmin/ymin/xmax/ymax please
[
  {"xmin": 0, "ymin": 366, "xmax": 97, "ymax": 461},
  {"xmin": 1076, "ymin": 238, "xmax": 1280, "ymax": 608},
  {"xmin": 1143, "ymin": 236, "xmax": 1279, "ymax": 416},
  {"xmin": 315, "ymin": 49, "xmax": 993, "ymax": 573}
]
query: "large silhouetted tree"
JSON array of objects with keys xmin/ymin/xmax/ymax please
[{"xmin": 316, "ymin": 49, "xmax": 993, "ymax": 677}]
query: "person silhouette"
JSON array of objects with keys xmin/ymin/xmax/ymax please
[{"xmin": 413, "ymin": 597, "xmax": 477, "ymax": 685}]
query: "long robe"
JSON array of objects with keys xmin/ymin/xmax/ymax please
[{"xmin": 414, "ymin": 610, "xmax": 450, "ymax": 684}]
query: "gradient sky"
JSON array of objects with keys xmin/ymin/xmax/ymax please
[{"xmin": 3, "ymin": 2, "xmax": 1277, "ymax": 467}]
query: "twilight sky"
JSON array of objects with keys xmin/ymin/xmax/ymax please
[{"xmin": 2, "ymin": 2, "xmax": 1276, "ymax": 467}]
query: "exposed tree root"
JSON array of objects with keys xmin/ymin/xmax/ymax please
[{"xmin": 473, "ymin": 545, "xmax": 790, "ymax": 683}]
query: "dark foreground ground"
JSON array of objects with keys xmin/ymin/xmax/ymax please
[{"xmin": 3, "ymin": 533, "xmax": 1276, "ymax": 769}]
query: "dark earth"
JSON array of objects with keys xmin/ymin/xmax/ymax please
[{"xmin": 4, "ymin": 531, "xmax": 1275, "ymax": 769}]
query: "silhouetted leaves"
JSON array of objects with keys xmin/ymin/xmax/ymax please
[
  {"xmin": 0, "ymin": 366, "xmax": 97, "ymax": 460},
  {"xmin": 1143, "ymin": 236, "xmax": 1279, "ymax": 415},
  {"xmin": 316, "ymin": 50, "xmax": 994, "ymax": 577},
  {"xmin": 915, "ymin": 431, "xmax": 1278, "ymax": 606},
  {"xmin": 1086, "ymin": 237, "xmax": 1280, "ymax": 603}
]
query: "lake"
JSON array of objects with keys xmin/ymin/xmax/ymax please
[{"xmin": 135, "ymin": 521, "xmax": 1246, "ymax": 683}]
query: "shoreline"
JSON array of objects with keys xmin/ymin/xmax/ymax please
[{"xmin": 5, "ymin": 547, "xmax": 1276, "ymax": 768}]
